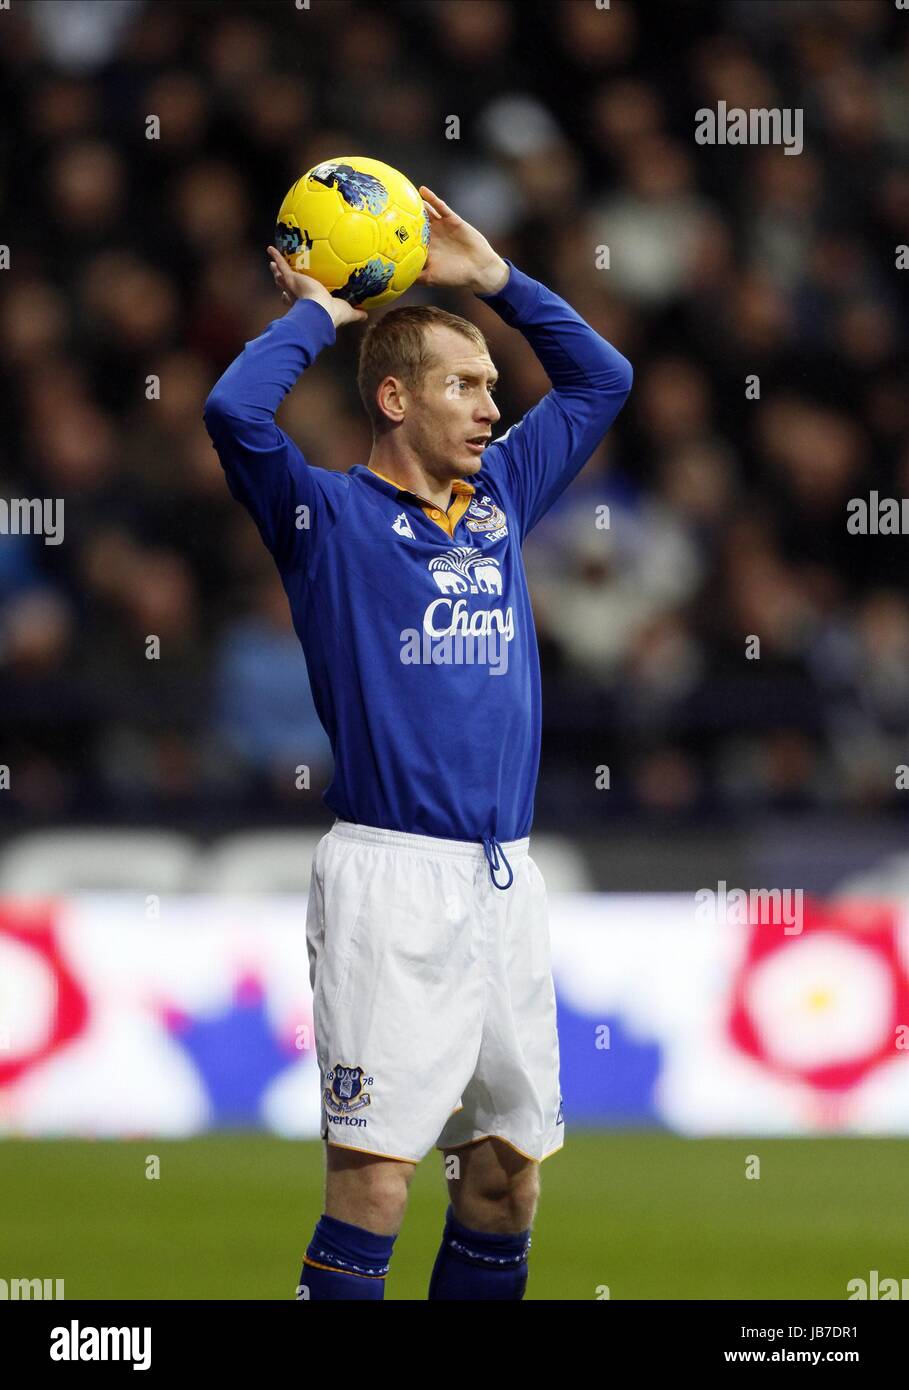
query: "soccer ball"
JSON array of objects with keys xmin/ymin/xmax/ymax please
[{"xmin": 275, "ymin": 156, "xmax": 431, "ymax": 309}]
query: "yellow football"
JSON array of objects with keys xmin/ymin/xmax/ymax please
[{"xmin": 275, "ymin": 156, "xmax": 430, "ymax": 309}]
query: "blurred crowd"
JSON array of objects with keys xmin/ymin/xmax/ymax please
[{"xmin": 1, "ymin": 0, "xmax": 908, "ymax": 830}]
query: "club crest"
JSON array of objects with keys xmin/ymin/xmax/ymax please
[
  {"xmin": 324, "ymin": 1063, "xmax": 372, "ymax": 1116},
  {"xmin": 465, "ymin": 494, "xmax": 508, "ymax": 540}
]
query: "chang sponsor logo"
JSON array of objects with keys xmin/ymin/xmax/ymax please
[
  {"xmin": 400, "ymin": 547, "xmax": 514, "ymax": 675},
  {"xmin": 422, "ymin": 598, "xmax": 513, "ymax": 641},
  {"xmin": 429, "ymin": 546, "xmax": 503, "ymax": 595}
]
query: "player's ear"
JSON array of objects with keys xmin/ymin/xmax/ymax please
[{"xmin": 377, "ymin": 376, "xmax": 406, "ymax": 423}]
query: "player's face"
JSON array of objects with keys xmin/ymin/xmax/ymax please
[{"xmin": 410, "ymin": 326, "xmax": 501, "ymax": 479}]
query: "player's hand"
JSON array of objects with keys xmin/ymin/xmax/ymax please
[
  {"xmin": 415, "ymin": 187, "xmax": 509, "ymax": 296},
  {"xmin": 266, "ymin": 247, "xmax": 368, "ymax": 329}
]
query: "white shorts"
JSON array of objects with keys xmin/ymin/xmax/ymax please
[{"xmin": 305, "ymin": 820, "xmax": 564, "ymax": 1165}]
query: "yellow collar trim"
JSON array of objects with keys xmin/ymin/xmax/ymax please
[{"xmin": 367, "ymin": 465, "xmax": 475, "ymax": 538}]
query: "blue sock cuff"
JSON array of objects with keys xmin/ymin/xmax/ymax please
[
  {"xmin": 443, "ymin": 1205, "xmax": 532, "ymax": 1267},
  {"xmin": 307, "ymin": 1213, "xmax": 397, "ymax": 1279}
]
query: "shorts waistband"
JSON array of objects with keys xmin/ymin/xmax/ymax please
[{"xmin": 330, "ymin": 819, "xmax": 529, "ymax": 864}]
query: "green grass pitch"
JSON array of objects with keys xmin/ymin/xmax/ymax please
[{"xmin": 1, "ymin": 1132, "xmax": 906, "ymax": 1300}]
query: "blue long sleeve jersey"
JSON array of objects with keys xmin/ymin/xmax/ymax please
[{"xmin": 203, "ymin": 259, "xmax": 632, "ymax": 846}]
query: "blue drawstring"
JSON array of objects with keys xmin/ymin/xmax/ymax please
[{"xmin": 482, "ymin": 834, "xmax": 514, "ymax": 891}]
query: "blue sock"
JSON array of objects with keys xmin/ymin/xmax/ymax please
[
  {"xmin": 428, "ymin": 1205, "xmax": 531, "ymax": 1300},
  {"xmin": 297, "ymin": 1213, "xmax": 397, "ymax": 1300}
]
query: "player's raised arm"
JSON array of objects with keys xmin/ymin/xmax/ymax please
[
  {"xmin": 417, "ymin": 186, "xmax": 633, "ymax": 539},
  {"xmin": 202, "ymin": 250, "xmax": 366, "ymax": 573},
  {"xmin": 476, "ymin": 262, "xmax": 633, "ymax": 537}
]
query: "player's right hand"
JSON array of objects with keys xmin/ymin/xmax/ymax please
[{"xmin": 267, "ymin": 246, "xmax": 368, "ymax": 329}]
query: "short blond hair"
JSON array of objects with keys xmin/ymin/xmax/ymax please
[{"xmin": 357, "ymin": 305, "xmax": 487, "ymax": 433}]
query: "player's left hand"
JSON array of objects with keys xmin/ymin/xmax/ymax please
[
  {"xmin": 266, "ymin": 246, "xmax": 367, "ymax": 329},
  {"xmin": 416, "ymin": 186, "xmax": 510, "ymax": 297}
]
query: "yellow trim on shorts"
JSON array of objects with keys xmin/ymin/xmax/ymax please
[
  {"xmin": 437, "ymin": 1132, "xmax": 563, "ymax": 1165},
  {"xmin": 324, "ymin": 1132, "xmax": 563, "ymax": 1166},
  {"xmin": 325, "ymin": 1137, "xmax": 419, "ymax": 1164}
]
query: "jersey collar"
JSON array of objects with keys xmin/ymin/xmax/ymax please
[{"xmin": 362, "ymin": 464, "xmax": 475, "ymax": 538}]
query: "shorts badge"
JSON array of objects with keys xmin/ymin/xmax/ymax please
[{"xmin": 324, "ymin": 1063, "xmax": 372, "ymax": 1116}]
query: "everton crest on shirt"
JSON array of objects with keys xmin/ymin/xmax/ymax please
[{"xmin": 465, "ymin": 494, "xmax": 508, "ymax": 541}]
